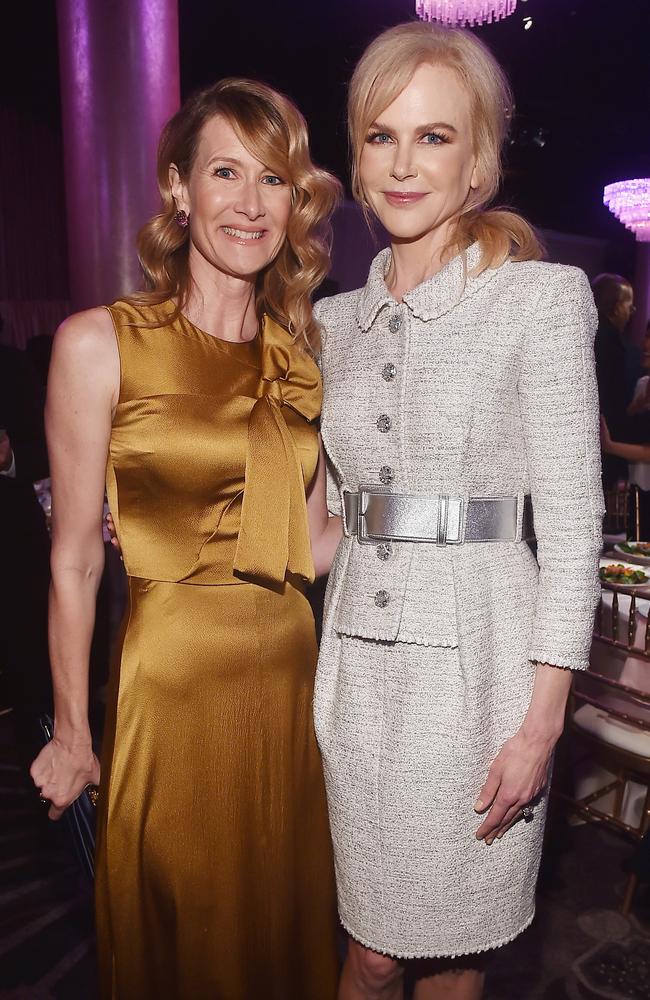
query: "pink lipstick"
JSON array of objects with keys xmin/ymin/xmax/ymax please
[{"xmin": 383, "ymin": 191, "xmax": 427, "ymax": 207}]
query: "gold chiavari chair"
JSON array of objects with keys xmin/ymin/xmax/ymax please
[
  {"xmin": 560, "ymin": 581, "xmax": 650, "ymax": 914},
  {"xmin": 602, "ymin": 484, "xmax": 641, "ymax": 541}
]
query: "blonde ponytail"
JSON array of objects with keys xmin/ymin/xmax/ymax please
[{"xmin": 454, "ymin": 209, "xmax": 544, "ymax": 273}]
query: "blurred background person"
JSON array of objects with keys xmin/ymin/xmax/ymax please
[
  {"xmin": 600, "ymin": 319, "xmax": 650, "ymax": 536},
  {"xmin": 626, "ymin": 320, "xmax": 650, "ymax": 423},
  {"xmin": 592, "ymin": 273, "xmax": 637, "ymax": 490},
  {"xmin": 0, "ymin": 313, "xmax": 52, "ymax": 763}
]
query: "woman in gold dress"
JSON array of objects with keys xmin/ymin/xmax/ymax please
[{"xmin": 30, "ymin": 79, "xmax": 342, "ymax": 999}]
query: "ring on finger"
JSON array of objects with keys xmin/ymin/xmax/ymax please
[{"xmin": 521, "ymin": 805, "xmax": 534, "ymax": 822}]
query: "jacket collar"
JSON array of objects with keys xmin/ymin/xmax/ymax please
[{"xmin": 356, "ymin": 242, "xmax": 504, "ymax": 331}]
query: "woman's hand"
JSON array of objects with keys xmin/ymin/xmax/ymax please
[
  {"xmin": 473, "ymin": 727, "xmax": 555, "ymax": 845},
  {"xmin": 105, "ymin": 511, "xmax": 122, "ymax": 555},
  {"xmin": 307, "ymin": 438, "xmax": 343, "ymax": 578},
  {"xmin": 30, "ymin": 733, "xmax": 100, "ymax": 821}
]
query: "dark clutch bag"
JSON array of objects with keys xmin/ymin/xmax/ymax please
[{"xmin": 38, "ymin": 714, "xmax": 98, "ymax": 882}]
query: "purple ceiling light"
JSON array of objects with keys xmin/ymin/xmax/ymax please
[
  {"xmin": 416, "ymin": 0, "xmax": 517, "ymax": 26},
  {"xmin": 604, "ymin": 180, "xmax": 650, "ymax": 243}
]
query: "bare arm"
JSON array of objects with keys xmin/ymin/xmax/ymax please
[
  {"xmin": 600, "ymin": 415, "xmax": 650, "ymax": 462},
  {"xmin": 605, "ymin": 441, "xmax": 650, "ymax": 462},
  {"xmin": 30, "ymin": 308, "xmax": 119, "ymax": 819},
  {"xmin": 307, "ymin": 437, "xmax": 342, "ymax": 579}
]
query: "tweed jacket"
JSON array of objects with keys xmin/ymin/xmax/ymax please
[{"xmin": 316, "ymin": 244, "xmax": 604, "ymax": 670}]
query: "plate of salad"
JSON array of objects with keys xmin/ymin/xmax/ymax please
[
  {"xmin": 614, "ymin": 541, "xmax": 650, "ymax": 566},
  {"xmin": 599, "ymin": 562, "xmax": 650, "ymax": 587}
]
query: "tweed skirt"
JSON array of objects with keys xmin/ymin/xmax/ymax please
[{"xmin": 314, "ymin": 626, "xmax": 548, "ymax": 959}]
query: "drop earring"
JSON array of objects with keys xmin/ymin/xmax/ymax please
[{"xmin": 174, "ymin": 209, "xmax": 189, "ymax": 228}]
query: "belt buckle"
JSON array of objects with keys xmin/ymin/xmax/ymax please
[
  {"xmin": 437, "ymin": 496, "xmax": 465, "ymax": 545},
  {"xmin": 432, "ymin": 493, "xmax": 465, "ymax": 546},
  {"xmin": 357, "ymin": 485, "xmax": 391, "ymax": 545}
]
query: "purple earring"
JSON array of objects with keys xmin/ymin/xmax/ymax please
[{"xmin": 174, "ymin": 209, "xmax": 189, "ymax": 229}]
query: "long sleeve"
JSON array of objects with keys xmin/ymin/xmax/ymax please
[
  {"xmin": 325, "ymin": 455, "xmax": 342, "ymax": 518},
  {"xmin": 314, "ymin": 297, "xmax": 343, "ymax": 517},
  {"xmin": 518, "ymin": 267, "xmax": 604, "ymax": 670}
]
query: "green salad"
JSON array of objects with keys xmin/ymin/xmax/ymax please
[
  {"xmin": 600, "ymin": 563, "xmax": 649, "ymax": 585},
  {"xmin": 618, "ymin": 542, "xmax": 650, "ymax": 557}
]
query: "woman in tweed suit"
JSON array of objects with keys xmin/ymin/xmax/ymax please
[{"xmin": 315, "ymin": 23, "xmax": 603, "ymax": 1000}]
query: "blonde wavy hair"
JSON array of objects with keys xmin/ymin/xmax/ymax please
[
  {"xmin": 348, "ymin": 21, "xmax": 543, "ymax": 271},
  {"xmin": 130, "ymin": 78, "xmax": 342, "ymax": 350}
]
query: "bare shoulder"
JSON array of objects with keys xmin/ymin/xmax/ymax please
[
  {"xmin": 55, "ymin": 306, "xmax": 115, "ymax": 349},
  {"xmin": 53, "ymin": 307, "xmax": 118, "ymax": 368},
  {"xmin": 50, "ymin": 307, "xmax": 120, "ymax": 407}
]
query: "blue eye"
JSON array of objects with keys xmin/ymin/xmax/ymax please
[
  {"xmin": 262, "ymin": 175, "xmax": 284, "ymax": 186},
  {"xmin": 422, "ymin": 132, "xmax": 447, "ymax": 145},
  {"xmin": 214, "ymin": 167, "xmax": 234, "ymax": 179},
  {"xmin": 369, "ymin": 132, "xmax": 392, "ymax": 144}
]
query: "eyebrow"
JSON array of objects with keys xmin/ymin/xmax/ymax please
[
  {"xmin": 205, "ymin": 154, "xmax": 244, "ymax": 166},
  {"xmin": 204, "ymin": 154, "xmax": 278, "ymax": 174},
  {"xmin": 370, "ymin": 120, "xmax": 458, "ymax": 134}
]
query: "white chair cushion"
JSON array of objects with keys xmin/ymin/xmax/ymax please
[
  {"xmin": 602, "ymin": 532, "xmax": 628, "ymax": 546},
  {"xmin": 574, "ymin": 702, "xmax": 650, "ymax": 758}
]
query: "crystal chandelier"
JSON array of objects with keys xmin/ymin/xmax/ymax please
[
  {"xmin": 604, "ymin": 179, "xmax": 650, "ymax": 243},
  {"xmin": 416, "ymin": 1, "xmax": 518, "ymax": 26}
]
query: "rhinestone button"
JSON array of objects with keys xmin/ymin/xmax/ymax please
[
  {"xmin": 388, "ymin": 314, "xmax": 402, "ymax": 334},
  {"xmin": 376, "ymin": 542, "xmax": 392, "ymax": 562},
  {"xmin": 377, "ymin": 414, "xmax": 392, "ymax": 433},
  {"xmin": 374, "ymin": 589, "xmax": 390, "ymax": 608},
  {"xmin": 381, "ymin": 363, "xmax": 397, "ymax": 382},
  {"xmin": 379, "ymin": 465, "xmax": 394, "ymax": 484}
]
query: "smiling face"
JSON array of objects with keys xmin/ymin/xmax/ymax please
[
  {"xmin": 170, "ymin": 114, "xmax": 292, "ymax": 282},
  {"xmin": 359, "ymin": 63, "xmax": 479, "ymax": 252}
]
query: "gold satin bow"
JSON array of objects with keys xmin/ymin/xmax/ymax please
[{"xmin": 233, "ymin": 316, "xmax": 322, "ymax": 586}]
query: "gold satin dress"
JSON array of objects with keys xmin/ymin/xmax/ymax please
[{"xmin": 95, "ymin": 300, "xmax": 339, "ymax": 999}]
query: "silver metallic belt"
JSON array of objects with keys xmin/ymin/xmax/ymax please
[{"xmin": 342, "ymin": 489, "xmax": 535, "ymax": 545}]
